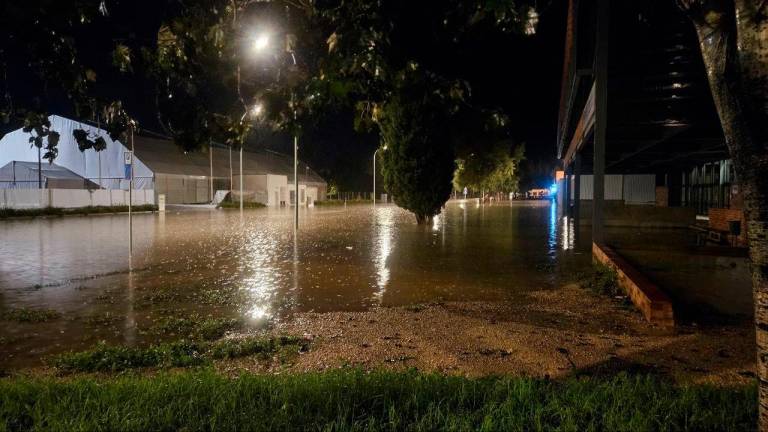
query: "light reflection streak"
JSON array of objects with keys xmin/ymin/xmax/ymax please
[
  {"xmin": 125, "ymin": 269, "xmax": 136, "ymax": 345},
  {"xmin": 561, "ymin": 216, "xmax": 575, "ymax": 250},
  {"xmin": 243, "ymin": 226, "xmax": 281, "ymax": 322},
  {"xmin": 547, "ymin": 200, "xmax": 557, "ymax": 257},
  {"xmin": 373, "ymin": 207, "xmax": 394, "ymax": 303}
]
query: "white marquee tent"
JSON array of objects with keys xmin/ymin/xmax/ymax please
[
  {"xmin": 0, "ymin": 115, "xmax": 153, "ymax": 190},
  {"xmin": 0, "ymin": 115, "xmax": 327, "ymax": 205}
]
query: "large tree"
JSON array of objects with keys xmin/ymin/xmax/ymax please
[
  {"xmin": 677, "ymin": 0, "xmax": 768, "ymax": 428},
  {"xmin": 1, "ymin": 1, "xmax": 134, "ymax": 171},
  {"xmin": 313, "ymin": 0, "xmax": 537, "ymax": 222},
  {"xmin": 454, "ymin": 140, "xmax": 525, "ymax": 196},
  {"xmin": 377, "ymin": 72, "xmax": 456, "ymax": 224}
]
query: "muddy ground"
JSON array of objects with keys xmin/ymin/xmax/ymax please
[{"xmin": 220, "ymin": 284, "xmax": 756, "ymax": 385}]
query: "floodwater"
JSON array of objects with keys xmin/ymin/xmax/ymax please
[{"xmin": 0, "ymin": 200, "xmax": 589, "ymax": 368}]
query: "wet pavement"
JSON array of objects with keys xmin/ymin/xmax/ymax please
[{"xmin": 1, "ymin": 200, "xmax": 590, "ymax": 367}]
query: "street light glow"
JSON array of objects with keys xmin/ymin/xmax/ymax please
[
  {"xmin": 251, "ymin": 103, "xmax": 264, "ymax": 118},
  {"xmin": 253, "ymin": 33, "xmax": 270, "ymax": 53}
]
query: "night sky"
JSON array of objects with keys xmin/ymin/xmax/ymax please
[
  {"xmin": 4, "ymin": 0, "xmax": 567, "ymax": 191},
  {"xmin": 288, "ymin": 0, "xmax": 567, "ymax": 190}
]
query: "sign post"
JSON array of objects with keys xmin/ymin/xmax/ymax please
[{"xmin": 125, "ymin": 147, "xmax": 133, "ymax": 263}]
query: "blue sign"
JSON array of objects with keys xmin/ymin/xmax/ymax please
[{"xmin": 123, "ymin": 151, "xmax": 133, "ymax": 180}]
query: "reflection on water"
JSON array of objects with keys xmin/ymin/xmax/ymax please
[
  {"xmin": 373, "ymin": 207, "xmax": 395, "ymax": 302},
  {"xmin": 0, "ymin": 200, "xmax": 586, "ymax": 366},
  {"xmin": 548, "ymin": 200, "xmax": 558, "ymax": 258},
  {"xmin": 561, "ymin": 216, "xmax": 576, "ymax": 251},
  {"xmin": 243, "ymin": 228, "xmax": 281, "ymax": 321}
]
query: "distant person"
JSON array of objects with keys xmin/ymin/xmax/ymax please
[{"xmin": 463, "ymin": 187, "xmax": 468, "ymax": 200}]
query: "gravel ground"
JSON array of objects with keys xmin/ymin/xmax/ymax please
[{"xmin": 224, "ymin": 284, "xmax": 755, "ymax": 385}]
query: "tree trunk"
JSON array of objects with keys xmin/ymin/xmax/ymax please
[
  {"xmin": 681, "ymin": 0, "xmax": 768, "ymax": 428},
  {"xmin": 415, "ymin": 213, "xmax": 433, "ymax": 225}
]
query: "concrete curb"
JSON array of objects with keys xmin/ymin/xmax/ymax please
[{"xmin": 592, "ymin": 242, "xmax": 675, "ymax": 328}]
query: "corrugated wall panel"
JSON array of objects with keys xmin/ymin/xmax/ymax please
[
  {"xmin": 569, "ymin": 175, "xmax": 626, "ymax": 200},
  {"xmin": 623, "ymin": 174, "xmax": 656, "ymax": 204}
]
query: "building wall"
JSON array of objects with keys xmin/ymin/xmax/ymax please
[
  {"xmin": 155, "ymin": 174, "xmax": 213, "ymax": 204},
  {"xmin": 564, "ymin": 174, "xmax": 655, "ymax": 204},
  {"xmin": 1, "ymin": 189, "xmax": 154, "ymax": 209},
  {"xmin": 266, "ymin": 175, "xmax": 288, "ymax": 206}
]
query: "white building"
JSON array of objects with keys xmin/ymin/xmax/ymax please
[{"xmin": 0, "ymin": 115, "xmax": 326, "ymax": 206}]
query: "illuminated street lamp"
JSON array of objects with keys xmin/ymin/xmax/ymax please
[
  {"xmin": 253, "ymin": 34, "xmax": 269, "ymax": 53},
  {"xmin": 373, "ymin": 145, "xmax": 387, "ymax": 205},
  {"xmin": 250, "ymin": 30, "xmax": 300, "ymax": 234}
]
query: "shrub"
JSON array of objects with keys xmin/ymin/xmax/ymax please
[{"xmin": 579, "ymin": 263, "xmax": 621, "ymax": 296}]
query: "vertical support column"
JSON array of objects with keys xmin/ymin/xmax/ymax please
[
  {"xmin": 209, "ymin": 142, "xmax": 214, "ymax": 204},
  {"xmin": 593, "ymin": 0, "xmax": 609, "ymax": 245},
  {"xmin": 563, "ymin": 164, "xmax": 571, "ymax": 217},
  {"xmin": 574, "ymin": 152, "xmax": 582, "ymax": 225}
]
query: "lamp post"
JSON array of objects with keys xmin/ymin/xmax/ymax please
[
  {"xmin": 243, "ymin": 102, "xmax": 265, "ymax": 212},
  {"xmin": 251, "ymin": 31, "xmax": 300, "ymax": 234},
  {"xmin": 373, "ymin": 145, "xmax": 387, "ymax": 205}
]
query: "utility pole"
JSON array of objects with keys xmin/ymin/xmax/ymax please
[
  {"xmin": 240, "ymin": 145, "xmax": 244, "ymax": 212},
  {"xmin": 128, "ymin": 124, "xmax": 135, "ymax": 263},
  {"xmin": 209, "ymin": 141, "xmax": 214, "ymax": 204},
  {"xmin": 294, "ymin": 133, "xmax": 298, "ymax": 232}
]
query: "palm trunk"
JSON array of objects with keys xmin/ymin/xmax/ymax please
[{"xmin": 681, "ymin": 0, "xmax": 768, "ymax": 428}]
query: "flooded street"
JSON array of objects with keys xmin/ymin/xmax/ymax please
[{"xmin": 1, "ymin": 200, "xmax": 589, "ymax": 367}]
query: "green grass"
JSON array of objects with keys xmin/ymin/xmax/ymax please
[
  {"xmin": 217, "ymin": 200, "xmax": 266, "ymax": 209},
  {"xmin": 0, "ymin": 307, "xmax": 60, "ymax": 323},
  {"xmin": 0, "ymin": 204, "xmax": 157, "ymax": 219},
  {"xmin": 51, "ymin": 336, "xmax": 306, "ymax": 373},
  {"xmin": 150, "ymin": 314, "xmax": 242, "ymax": 341},
  {"xmin": 578, "ymin": 263, "xmax": 622, "ymax": 297},
  {"xmin": 82, "ymin": 312, "xmax": 122, "ymax": 327},
  {"xmin": 0, "ymin": 370, "xmax": 755, "ymax": 431}
]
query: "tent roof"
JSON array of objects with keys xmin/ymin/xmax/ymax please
[
  {"xmin": 0, "ymin": 161, "xmax": 87, "ymax": 180},
  {"xmin": 132, "ymin": 134, "xmax": 326, "ymax": 185}
]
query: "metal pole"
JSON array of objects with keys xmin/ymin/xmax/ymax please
[
  {"xmin": 294, "ymin": 134, "xmax": 298, "ymax": 232},
  {"xmin": 239, "ymin": 146, "xmax": 243, "ymax": 212},
  {"xmin": 593, "ymin": 0, "xmax": 609, "ymax": 245},
  {"xmin": 229, "ymin": 146, "xmax": 233, "ymax": 195},
  {"xmin": 373, "ymin": 149, "xmax": 377, "ymax": 205},
  {"xmin": 209, "ymin": 141, "xmax": 214, "ymax": 204},
  {"xmin": 129, "ymin": 125, "xmax": 134, "ymax": 260},
  {"xmin": 38, "ymin": 147, "xmax": 42, "ymax": 189},
  {"xmin": 98, "ymin": 151, "xmax": 102, "ymax": 189},
  {"xmin": 290, "ymin": 51, "xmax": 299, "ymax": 234}
]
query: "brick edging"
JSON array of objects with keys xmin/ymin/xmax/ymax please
[{"xmin": 592, "ymin": 242, "xmax": 675, "ymax": 327}]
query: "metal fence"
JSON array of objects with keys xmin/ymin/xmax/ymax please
[{"xmin": 331, "ymin": 192, "xmax": 373, "ymax": 201}]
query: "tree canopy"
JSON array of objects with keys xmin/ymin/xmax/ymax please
[{"xmin": 2, "ymin": 0, "xmax": 540, "ymax": 219}]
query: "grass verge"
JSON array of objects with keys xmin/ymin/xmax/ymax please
[
  {"xmin": 0, "ymin": 204, "xmax": 157, "ymax": 219},
  {"xmin": 0, "ymin": 307, "xmax": 60, "ymax": 323},
  {"xmin": 0, "ymin": 370, "xmax": 755, "ymax": 431},
  {"xmin": 149, "ymin": 314, "xmax": 242, "ymax": 341},
  {"xmin": 51, "ymin": 336, "xmax": 306, "ymax": 373}
]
